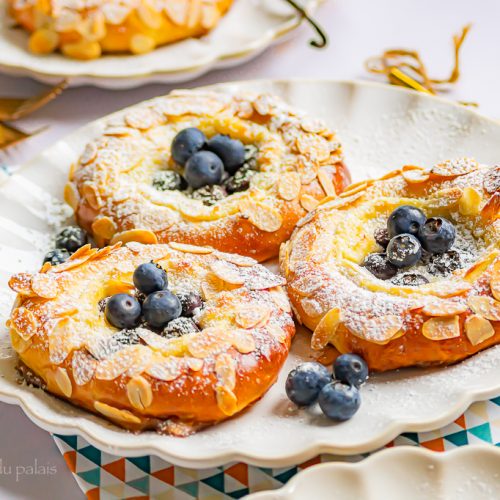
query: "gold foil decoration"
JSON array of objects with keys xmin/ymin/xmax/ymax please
[{"xmin": 365, "ymin": 25, "xmax": 472, "ymax": 98}]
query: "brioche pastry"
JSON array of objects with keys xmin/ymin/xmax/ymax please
[
  {"xmin": 8, "ymin": 0, "xmax": 233, "ymax": 59},
  {"xmin": 281, "ymin": 160, "xmax": 500, "ymax": 371},
  {"xmin": 66, "ymin": 90, "xmax": 350, "ymax": 261},
  {"xmin": 8, "ymin": 242, "xmax": 294, "ymax": 434}
]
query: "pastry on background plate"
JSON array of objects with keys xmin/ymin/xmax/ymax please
[
  {"xmin": 66, "ymin": 89, "xmax": 350, "ymax": 261},
  {"xmin": 8, "ymin": 0, "xmax": 234, "ymax": 59},
  {"xmin": 281, "ymin": 159, "xmax": 500, "ymax": 371},
  {"xmin": 8, "ymin": 241, "xmax": 294, "ymax": 434}
]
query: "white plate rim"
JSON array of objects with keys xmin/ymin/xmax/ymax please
[{"xmin": 0, "ymin": 79, "xmax": 498, "ymax": 468}]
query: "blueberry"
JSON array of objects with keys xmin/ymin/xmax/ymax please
[
  {"xmin": 176, "ymin": 291, "xmax": 203, "ymax": 317},
  {"xmin": 105, "ymin": 294, "xmax": 142, "ymax": 329},
  {"xmin": 206, "ymin": 134, "xmax": 246, "ymax": 175},
  {"xmin": 162, "ymin": 317, "xmax": 199, "ymax": 338},
  {"xmin": 373, "ymin": 227, "xmax": 390, "ymax": 248},
  {"xmin": 386, "ymin": 234, "xmax": 422, "ymax": 268},
  {"xmin": 387, "ymin": 205, "xmax": 426, "ymax": 238},
  {"xmin": 171, "ymin": 128, "xmax": 206, "ymax": 166},
  {"xmin": 333, "ymin": 354, "xmax": 368, "ymax": 388},
  {"xmin": 43, "ymin": 248, "xmax": 70, "ymax": 266},
  {"xmin": 285, "ymin": 362, "xmax": 331, "ymax": 406},
  {"xmin": 318, "ymin": 382, "xmax": 361, "ymax": 421},
  {"xmin": 418, "ymin": 217, "xmax": 456, "ymax": 254},
  {"xmin": 55, "ymin": 226, "xmax": 88, "ymax": 253},
  {"xmin": 133, "ymin": 262, "xmax": 168, "ymax": 295},
  {"xmin": 427, "ymin": 250, "xmax": 462, "ymax": 276},
  {"xmin": 391, "ymin": 272, "xmax": 429, "ymax": 286},
  {"xmin": 363, "ymin": 253, "xmax": 398, "ymax": 280},
  {"xmin": 143, "ymin": 290, "xmax": 182, "ymax": 329},
  {"xmin": 184, "ymin": 151, "xmax": 224, "ymax": 189}
]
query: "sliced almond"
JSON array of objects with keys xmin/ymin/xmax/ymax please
[
  {"xmin": 458, "ymin": 187, "xmax": 482, "ymax": 216},
  {"xmin": 401, "ymin": 165, "xmax": 430, "ymax": 184},
  {"xmin": 201, "ymin": 273, "xmax": 225, "ymax": 300},
  {"xmin": 92, "ymin": 217, "xmax": 117, "ymax": 245},
  {"xmin": 216, "ymin": 252, "xmax": 257, "ymax": 267},
  {"xmin": 465, "ymin": 315, "xmax": 495, "ymax": 346},
  {"xmin": 421, "ymin": 301, "xmax": 468, "ymax": 317},
  {"xmin": 491, "ymin": 262, "xmax": 500, "ymax": 301},
  {"xmin": 317, "ymin": 168, "xmax": 337, "ymax": 196},
  {"xmin": 95, "ymin": 346, "xmax": 142, "ymax": 380},
  {"xmin": 239, "ymin": 200, "xmax": 283, "ymax": 233},
  {"xmin": 231, "ymin": 330, "xmax": 256, "ymax": 353},
  {"xmin": 201, "ymin": 3, "xmax": 220, "ymax": 29},
  {"xmin": 71, "ymin": 350, "xmax": 97, "ymax": 386},
  {"xmin": 31, "ymin": 273, "xmax": 59, "ymax": 299},
  {"xmin": 127, "ymin": 376, "xmax": 153, "ymax": 411},
  {"xmin": 103, "ymin": 279, "xmax": 135, "ymax": 297},
  {"xmin": 269, "ymin": 288, "xmax": 292, "ymax": 312},
  {"xmin": 266, "ymin": 323, "xmax": 288, "ymax": 344},
  {"xmin": 484, "ymin": 166, "xmax": 500, "ymax": 194},
  {"xmin": 278, "ymin": 172, "xmax": 301, "ymax": 201},
  {"xmin": 348, "ymin": 314, "xmax": 403, "ymax": 345},
  {"xmin": 9, "ymin": 273, "xmax": 33, "ymax": 295},
  {"xmin": 94, "ymin": 401, "xmax": 141, "ymax": 425},
  {"xmin": 81, "ymin": 182, "xmax": 102, "ymax": 210},
  {"xmin": 338, "ymin": 181, "xmax": 368, "ymax": 198},
  {"xmin": 146, "ymin": 357, "xmax": 184, "ymax": 381},
  {"xmin": 210, "ymin": 260, "xmax": 245, "ymax": 285},
  {"xmin": 125, "ymin": 108, "xmax": 159, "ymax": 129},
  {"xmin": 481, "ymin": 192, "xmax": 500, "ymax": 223},
  {"xmin": 187, "ymin": 328, "xmax": 230, "ymax": 358},
  {"xmin": 169, "ymin": 241, "xmax": 213, "ymax": 254},
  {"xmin": 422, "ymin": 316, "xmax": 461, "ymax": 341},
  {"xmin": 54, "ymin": 367, "xmax": 72, "ymax": 398},
  {"xmin": 215, "ymin": 386, "xmax": 238, "ymax": 416},
  {"xmin": 215, "ymin": 352, "xmax": 236, "ymax": 390},
  {"xmin": 11, "ymin": 332, "xmax": 32, "ymax": 354},
  {"xmin": 186, "ymin": 0, "xmax": 202, "ymax": 27},
  {"xmin": 296, "ymin": 133, "xmax": 331, "ymax": 162},
  {"xmin": 64, "ymin": 182, "xmax": 80, "ymax": 211},
  {"xmin": 10, "ymin": 307, "xmax": 37, "ymax": 341},
  {"xmin": 431, "ymin": 158, "xmax": 478, "ymax": 178},
  {"xmin": 300, "ymin": 194, "xmax": 319, "ymax": 212},
  {"xmin": 80, "ymin": 142, "xmax": 98, "ymax": 165},
  {"xmin": 467, "ymin": 296, "xmax": 500, "ymax": 321},
  {"xmin": 137, "ymin": 4, "xmax": 163, "ymax": 29},
  {"xmin": 164, "ymin": 0, "xmax": 189, "ymax": 25},
  {"xmin": 311, "ymin": 307, "xmax": 341, "ymax": 350},
  {"xmin": 110, "ymin": 229, "xmax": 158, "ymax": 245},
  {"xmin": 235, "ymin": 304, "xmax": 271, "ymax": 329},
  {"xmin": 186, "ymin": 358, "xmax": 204, "ymax": 372}
]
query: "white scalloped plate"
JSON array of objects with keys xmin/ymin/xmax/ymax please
[
  {"xmin": 0, "ymin": 0, "xmax": 321, "ymax": 88},
  {"xmin": 0, "ymin": 80, "xmax": 499, "ymax": 468},
  {"xmin": 247, "ymin": 446, "xmax": 500, "ymax": 499}
]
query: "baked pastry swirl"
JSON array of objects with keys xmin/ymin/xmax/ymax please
[
  {"xmin": 8, "ymin": 242, "xmax": 294, "ymax": 434},
  {"xmin": 8, "ymin": 0, "xmax": 233, "ymax": 59},
  {"xmin": 280, "ymin": 159, "xmax": 500, "ymax": 371},
  {"xmin": 66, "ymin": 90, "xmax": 350, "ymax": 261}
]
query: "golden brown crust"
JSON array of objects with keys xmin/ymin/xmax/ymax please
[
  {"xmin": 281, "ymin": 160, "xmax": 500, "ymax": 371},
  {"xmin": 8, "ymin": 242, "xmax": 295, "ymax": 433},
  {"xmin": 8, "ymin": 0, "xmax": 234, "ymax": 59},
  {"xmin": 67, "ymin": 90, "xmax": 350, "ymax": 262}
]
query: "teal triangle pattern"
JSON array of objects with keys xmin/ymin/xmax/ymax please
[
  {"xmin": 127, "ymin": 476, "xmax": 150, "ymax": 494},
  {"xmin": 202, "ymin": 471, "xmax": 225, "ymax": 491},
  {"xmin": 401, "ymin": 432, "xmax": 420, "ymax": 443},
  {"xmin": 468, "ymin": 423, "xmax": 492, "ymax": 442},
  {"xmin": 229, "ymin": 488, "xmax": 250, "ymax": 499},
  {"xmin": 127, "ymin": 456, "xmax": 151, "ymax": 474},
  {"xmin": 77, "ymin": 467, "xmax": 101, "ymax": 486},
  {"xmin": 177, "ymin": 481, "xmax": 199, "ymax": 497},
  {"xmin": 55, "ymin": 434, "xmax": 78, "ymax": 450},
  {"xmin": 79, "ymin": 446, "xmax": 101, "ymax": 466},
  {"xmin": 491, "ymin": 396, "xmax": 500, "ymax": 406},
  {"xmin": 445, "ymin": 430, "xmax": 468, "ymax": 447},
  {"xmin": 274, "ymin": 468, "xmax": 297, "ymax": 484}
]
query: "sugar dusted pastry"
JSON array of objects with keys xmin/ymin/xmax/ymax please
[
  {"xmin": 66, "ymin": 90, "xmax": 350, "ymax": 261},
  {"xmin": 8, "ymin": 0, "xmax": 233, "ymax": 59},
  {"xmin": 8, "ymin": 242, "xmax": 295, "ymax": 434},
  {"xmin": 281, "ymin": 160, "xmax": 500, "ymax": 371}
]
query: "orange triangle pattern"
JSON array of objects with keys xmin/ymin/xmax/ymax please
[
  {"xmin": 102, "ymin": 459, "xmax": 126, "ymax": 481},
  {"xmin": 63, "ymin": 451, "xmax": 77, "ymax": 473},
  {"xmin": 86, "ymin": 488, "xmax": 100, "ymax": 500},
  {"xmin": 455, "ymin": 415, "xmax": 466, "ymax": 428},
  {"xmin": 225, "ymin": 463, "xmax": 248, "ymax": 485},
  {"xmin": 298, "ymin": 457, "xmax": 321, "ymax": 470},
  {"xmin": 152, "ymin": 466, "xmax": 175, "ymax": 485},
  {"xmin": 420, "ymin": 438, "xmax": 445, "ymax": 452}
]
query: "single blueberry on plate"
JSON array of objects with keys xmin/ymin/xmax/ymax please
[
  {"xmin": 334, "ymin": 354, "xmax": 369, "ymax": 388},
  {"xmin": 285, "ymin": 362, "xmax": 331, "ymax": 406},
  {"xmin": 105, "ymin": 294, "xmax": 142, "ymax": 329},
  {"xmin": 171, "ymin": 128, "xmax": 206, "ymax": 166},
  {"xmin": 386, "ymin": 233, "xmax": 422, "ymax": 268},
  {"xmin": 387, "ymin": 205, "xmax": 426, "ymax": 238},
  {"xmin": 363, "ymin": 253, "xmax": 398, "ymax": 280},
  {"xmin": 184, "ymin": 151, "xmax": 224, "ymax": 189},
  {"xmin": 176, "ymin": 290, "xmax": 203, "ymax": 317},
  {"xmin": 43, "ymin": 248, "xmax": 70, "ymax": 266},
  {"xmin": 143, "ymin": 290, "xmax": 182, "ymax": 329},
  {"xmin": 206, "ymin": 134, "xmax": 246, "ymax": 175},
  {"xmin": 418, "ymin": 217, "xmax": 456, "ymax": 254},
  {"xmin": 133, "ymin": 262, "xmax": 168, "ymax": 295},
  {"xmin": 318, "ymin": 382, "xmax": 361, "ymax": 421},
  {"xmin": 55, "ymin": 226, "xmax": 88, "ymax": 253}
]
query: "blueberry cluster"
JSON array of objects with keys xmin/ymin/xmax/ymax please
[
  {"xmin": 153, "ymin": 127, "xmax": 258, "ymax": 205},
  {"xmin": 43, "ymin": 226, "xmax": 88, "ymax": 266},
  {"xmin": 285, "ymin": 354, "xmax": 368, "ymax": 421},
  {"xmin": 364, "ymin": 205, "xmax": 458, "ymax": 285},
  {"xmin": 104, "ymin": 262, "xmax": 203, "ymax": 338}
]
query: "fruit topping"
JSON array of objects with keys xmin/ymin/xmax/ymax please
[
  {"xmin": 133, "ymin": 262, "xmax": 168, "ymax": 296},
  {"xmin": 318, "ymin": 382, "xmax": 361, "ymax": 421},
  {"xmin": 285, "ymin": 362, "xmax": 331, "ymax": 406},
  {"xmin": 373, "ymin": 227, "xmax": 390, "ymax": 248},
  {"xmin": 418, "ymin": 217, "xmax": 456, "ymax": 254},
  {"xmin": 105, "ymin": 293, "xmax": 142, "ymax": 329},
  {"xmin": 184, "ymin": 151, "xmax": 224, "ymax": 189},
  {"xmin": 391, "ymin": 272, "xmax": 429, "ymax": 286},
  {"xmin": 142, "ymin": 290, "xmax": 182, "ymax": 329},
  {"xmin": 387, "ymin": 205, "xmax": 426, "ymax": 238},
  {"xmin": 162, "ymin": 317, "xmax": 199, "ymax": 338},
  {"xmin": 363, "ymin": 253, "xmax": 398, "ymax": 280},
  {"xmin": 427, "ymin": 250, "xmax": 462, "ymax": 276},
  {"xmin": 176, "ymin": 290, "xmax": 203, "ymax": 317},
  {"xmin": 206, "ymin": 134, "xmax": 246, "ymax": 175},
  {"xmin": 152, "ymin": 170, "xmax": 184, "ymax": 191},
  {"xmin": 43, "ymin": 248, "xmax": 70, "ymax": 266},
  {"xmin": 333, "ymin": 354, "xmax": 369, "ymax": 388},
  {"xmin": 171, "ymin": 127, "xmax": 206, "ymax": 166},
  {"xmin": 112, "ymin": 329, "xmax": 141, "ymax": 345},
  {"xmin": 191, "ymin": 184, "xmax": 228, "ymax": 206},
  {"xmin": 387, "ymin": 233, "xmax": 422, "ymax": 268},
  {"xmin": 55, "ymin": 226, "xmax": 88, "ymax": 253}
]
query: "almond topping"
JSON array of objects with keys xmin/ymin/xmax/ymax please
[
  {"xmin": 71, "ymin": 350, "xmax": 97, "ymax": 386},
  {"xmin": 187, "ymin": 328, "xmax": 230, "ymax": 358},
  {"xmin": 465, "ymin": 315, "xmax": 495, "ymax": 346},
  {"xmin": 9, "ymin": 273, "xmax": 33, "ymax": 295},
  {"xmin": 94, "ymin": 401, "xmax": 141, "ymax": 425},
  {"xmin": 239, "ymin": 201, "xmax": 283, "ymax": 233},
  {"xmin": 80, "ymin": 142, "xmax": 98, "ymax": 165},
  {"xmin": 235, "ymin": 304, "xmax": 271, "ymax": 329},
  {"xmin": 491, "ymin": 262, "xmax": 500, "ymax": 301},
  {"xmin": 95, "ymin": 346, "xmax": 142, "ymax": 380},
  {"xmin": 31, "ymin": 273, "xmax": 59, "ymax": 299},
  {"xmin": 481, "ymin": 192, "xmax": 500, "ymax": 223},
  {"xmin": 232, "ymin": 330, "xmax": 256, "ymax": 353},
  {"xmin": 64, "ymin": 182, "xmax": 80, "ymax": 211},
  {"xmin": 318, "ymin": 168, "xmax": 337, "ymax": 196},
  {"xmin": 458, "ymin": 187, "xmax": 482, "ymax": 216},
  {"xmin": 216, "ymin": 252, "xmax": 257, "ymax": 267},
  {"xmin": 146, "ymin": 357, "xmax": 184, "ymax": 381},
  {"xmin": 422, "ymin": 316, "xmax": 461, "ymax": 341},
  {"xmin": 54, "ymin": 367, "xmax": 72, "ymax": 398},
  {"xmin": 10, "ymin": 307, "xmax": 37, "ymax": 341},
  {"xmin": 110, "ymin": 229, "xmax": 158, "ymax": 245},
  {"xmin": 300, "ymin": 194, "xmax": 319, "ymax": 212},
  {"xmin": 215, "ymin": 352, "xmax": 236, "ymax": 390},
  {"xmin": 169, "ymin": 242, "xmax": 213, "ymax": 254},
  {"xmin": 81, "ymin": 182, "xmax": 102, "ymax": 210},
  {"xmin": 201, "ymin": 274, "xmax": 225, "ymax": 300},
  {"xmin": 215, "ymin": 386, "xmax": 238, "ymax": 416},
  {"xmin": 92, "ymin": 216, "xmax": 117, "ymax": 245},
  {"xmin": 311, "ymin": 307, "xmax": 341, "ymax": 350},
  {"xmin": 186, "ymin": 358, "xmax": 204, "ymax": 372},
  {"xmin": 401, "ymin": 166, "xmax": 430, "ymax": 184},
  {"xmin": 467, "ymin": 296, "xmax": 500, "ymax": 321},
  {"xmin": 210, "ymin": 260, "xmax": 245, "ymax": 285},
  {"xmin": 278, "ymin": 172, "xmax": 301, "ymax": 201},
  {"xmin": 103, "ymin": 279, "xmax": 135, "ymax": 297},
  {"xmin": 127, "ymin": 376, "xmax": 153, "ymax": 411},
  {"xmin": 266, "ymin": 323, "xmax": 288, "ymax": 344},
  {"xmin": 296, "ymin": 133, "xmax": 331, "ymax": 162},
  {"xmin": 421, "ymin": 301, "xmax": 468, "ymax": 317}
]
